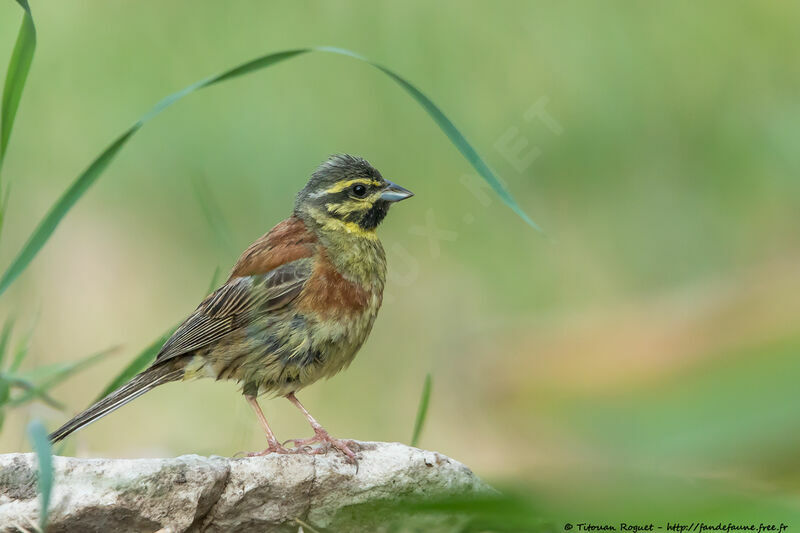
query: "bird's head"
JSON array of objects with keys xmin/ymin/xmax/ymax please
[{"xmin": 295, "ymin": 154, "xmax": 414, "ymax": 236}]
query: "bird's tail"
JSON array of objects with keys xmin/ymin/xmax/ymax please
[{"xmin": 49, "ymin": 363, "xmax": 184, "ymax": 443}]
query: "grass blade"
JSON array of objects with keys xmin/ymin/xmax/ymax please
[
  {"xmin": 0, "ymin": 128, "xmax": 137, "ymax": 298},
  {"xmin": 0, "ymin": 0, "xmax": 36, "ymax": 175},
  {"xmin": 10, "ymin": 346, "xmax": 117, "ymax": 407},
  {"xmin": 317, "ymin": 47, "xmax": 543, "ymax": 233},
  {"xmin": 0, "ymin": 46, "xmax": 540, "ymax": 299},
  {"xmin": 0, "ymin": 50, "xmax": 304, "ymax": 299},
  {"xmin": 9, "ymin": 309, "xmax": 39, "ymax": 372},
  {"xmin": 192, "ymin": 175, "xmax": 235, "ymax": 255},
  {"xmin": 94, "ymin": 328, "xmax": 174, "ymax": 401},
  {"xmin": 27, "ymin": 419, "xmax": 53, "ymax": 531},
  {"xmin": 0, "ymin": 317, "xmax": 12, "ymax": 430},
  {"xmin": 411, "ymin": 373, "xmax": 433, "ymax": 447},
  {"xmin": 0, "ymin": 316, "xmax": 15, "ymax": 369},
  {"xmin": 7, "ymin": 376, "xmax": 64, "ymax": 410},
  {"xmin": 0, "ymin": 180, "xmax": 12, "ymax": 242}
]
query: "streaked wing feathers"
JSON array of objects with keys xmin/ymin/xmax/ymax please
[{"xmin": 154, "ymin": 259, "xmax": 312, "ymax": 363}]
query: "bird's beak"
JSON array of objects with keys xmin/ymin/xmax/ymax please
[{"xmin": 380, "ymin": 181, "xmax": 414, "ymax": 203}]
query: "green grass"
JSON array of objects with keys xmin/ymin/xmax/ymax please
[
  {"xmin": 0, "ymin": 0, "xmax": 34, "ymax": 175},
  {"xmin": 0, "ymin": 318, "xmax": 115, "ymax": 431},
  {"xmin": 411, "ymin": 372, "xmax": 432, "ymax": 447},
  {"xmin": 0, "ymin": 1, "xmax": 799, "ymax": 528},
  {"xmin": 0, "ymin": 0, "xmax": 34, "ymax": 240},
  {"xmin": 0, "ymin": 44, "xmax": 540, "ymax": 299}
]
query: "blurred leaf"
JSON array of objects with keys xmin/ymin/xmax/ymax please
[
  {"xmin": 0, "ymin": 315, "xmax": 15, "ymax": 369},
  {"xmin": 403, "ymin": 492, "xmax": 548, "ymax": 532},
  {"xmin": 342, "ymin": 490, "xmax": 548, "ymax": 533},
  {"xmin": 0, "ymin": 377, "xmax": 8, "ymax": 407},
  {"xmin": 0, "ymin": 317, "xmax": 13, "ymax": 429},
  {"xmin": 411, "ymin": 373, "xmax": 432, "ymax": 447},
  {"xmin": 6, "ymin": 375, "xmax": 63, "ymax": 410},
  {"xmin": 0, "ymin": 0, "xmax": 36, "ymax": 175},
  {"xmin": 0, "ymin": 46, "xmax": 540, "ymax": 299},
  {"xmin": 0, "ymin": 381, "xmax": 8, "ymax": 432},
  {"xmin": 27, "ymin": 419, "xmax": 53, "ymax": 532},
  {"xmin": 10, "ymin": 346, "xmax": 116, "ymax": 407},
  {"xmin": 0, "ymin": 181, "xmax": 11, "ymax": 242},
  {"xmin": 9, "ymin": 309, "xmax": 38, "ymax": 373},
  {"xmin": 192, "ymin": 174, "xmax": 235, "ymax": 255}
]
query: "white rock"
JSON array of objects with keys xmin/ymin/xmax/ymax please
[{"xmin": 0, "ymin": 441, "xmax": 492, "ymax": 532}]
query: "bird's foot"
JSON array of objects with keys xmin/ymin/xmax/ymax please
[
  {"xmin": 245, "ymin": 439, "xmax": 293, "ymax": 457},
  {"xmin": 284, "ymin": 428, "xmax": 360, "ymax": 464}
]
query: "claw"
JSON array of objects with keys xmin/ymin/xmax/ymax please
[
  {"xmin": 244, "ymin": 440, "xmax": 293, "ymax": 457},
  {"xmin": 284, "ymin": 429, "xmax": 360, "ymax": 465}
]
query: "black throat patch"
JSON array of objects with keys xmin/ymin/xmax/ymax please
[{"xmin": 354, "ymin": 201, "xmax": 389, "ymax": 231}]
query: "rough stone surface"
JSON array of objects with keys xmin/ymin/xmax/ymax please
[{"xmin": 0, "ymin": 441, "xmax": 492, "ymax": 532}]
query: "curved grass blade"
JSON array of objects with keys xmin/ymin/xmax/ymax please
[
  {"xmin": 0, "ymin": 46, "xmax": 541, "ymax": 299},
  {"xmin": 0, "ymin": 50, "xmax": 305, "ymax": 298},
  {"xmin": 7, "ymin": 376, "xmax": 64, "ymax": 410},
  {"xmin": 411, "ymin": 373, "xmax": 433, "ymax": 447},
  {"xmin": 316, "ymin": 47, "xmax": 543, "ymax": 233},
  {"xmin": 10, "ymin": 346, "xmax": 117, "ymax": 407},
  {"xmin": 0, "ymin": 0, "xmax": 36, "ymax": 175},
  {"xmin": 0, "ymin": 316, "xmax": 15, "ymax": 369},
  {"xmin": 192, "ymin": 175, "xmax": 235, "ymax": 256},
  {"xmin": 0, "ymin": 317, "xmax": 13, "ymax": 430},
  {"xmin": 27, "ymin": 419, "xmax": 53, "ymax": 531},
  {"xmin": 0, "ymin": 181, "xmax": 11, "ymax": 240},
  {"xmin": 9, "ymin": 307, "xmax": 39, "ymax": 373},
  {"xmin": 95, "ymin": 327, "xmax": 175, "ymax": 402},
  {"xmin": 0, "ymin": 128, "xmax": 137, "ymax": 297}
]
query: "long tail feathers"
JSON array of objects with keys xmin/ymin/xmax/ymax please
[{"xmin": 49, "ymin": 364, "xmax": 183, "ymax": 443}]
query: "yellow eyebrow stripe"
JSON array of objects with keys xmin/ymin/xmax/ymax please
[{"xmin": 324, "ymin": 179, "xmax": 383, "ymax": 194}]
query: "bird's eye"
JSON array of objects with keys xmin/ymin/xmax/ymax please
[{"xmin": 352, "ymin": 184, "xmax": 368, "ymax": 198}]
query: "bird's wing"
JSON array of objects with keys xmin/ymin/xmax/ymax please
[
  {"xmin": 153, "ymin": 216, "xmax": 317, "ymax": 365},
  {"xmin": 154, "ymin": 258, "xmax": 313, "ymax": 364}
]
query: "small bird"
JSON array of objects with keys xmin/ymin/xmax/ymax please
[{"xmin": 50, "ymin": 154, "xmax": 413, "ymax": 461}]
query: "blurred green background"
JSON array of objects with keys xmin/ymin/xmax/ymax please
[{"xmin": 1, "ymin": 0, "xmax": 800, "ymax": 523}]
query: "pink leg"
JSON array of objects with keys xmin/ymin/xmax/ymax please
[
  {"xmin": 245, "ymin": 395, "xmax": 291, "ymax": 456},
  {"xmin": 284, "ymin": 392, "xmax": 359, "ymax": 463}
]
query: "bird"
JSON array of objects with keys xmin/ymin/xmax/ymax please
[{"xmin": 49, "ymin": 154, "xmax": 414, "ymax": 462}]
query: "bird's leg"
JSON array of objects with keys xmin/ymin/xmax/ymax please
[
  {"xmin": 245, "ymin": 395, "xmax": 291, "ymax": 456},
  {"xmin": 283, "ymin": 392, "xmax": 359, "ymax": 463}
]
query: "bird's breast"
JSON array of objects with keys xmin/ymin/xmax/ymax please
[
  {"xmin": 296, "ymin": 239, "xmax": 385, "ymax": 321},
  {"xmin": 245, "ymin": 244, "xmax": 383, "ymax": 391},
  {"xmin": 218, "ymin": 237, "xmax": 386, "ymax": 397}
]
